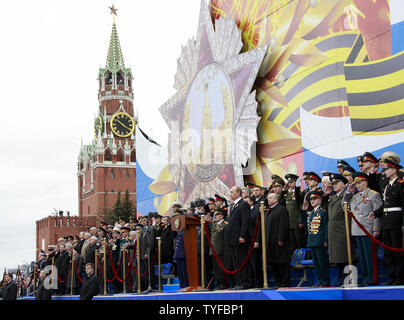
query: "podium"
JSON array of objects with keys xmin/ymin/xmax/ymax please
[{"xmin": 171, "ymin": 214, "xmax": 201, "ymax": 292}]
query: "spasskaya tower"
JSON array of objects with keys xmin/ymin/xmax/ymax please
[{"xmin": 77, "ymin": 6, "xmax": 136, "ymax": 219}]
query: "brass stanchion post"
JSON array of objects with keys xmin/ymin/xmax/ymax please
[
  {"xmin": 260, "ymin": 201, "xmax": 268, "ymax": 289},
  {"xmin": 103, "ymin": 241, "xmax": 107, "ymax": 295},
  {"xmin": 17, "ymin": 265, "xmax": 21, "ymax": 298},
  {"xmin": 33, "ymin": 263, "xmax": 37, "ymax": 297},
  {"xmin": 70, "ymin": 253, "xmax": 75, "ymax": 295},
  {"xmin": 95, "ymin": 250, "xmax": 98, "ymax": 277},
  {"xmin": 136, "ymin": 233, "xmax": 141, "ymax": 293},
  {"xmin": 123, "ymin": 245, "xmax": 126, "ymax": 294},
  {"xmin": 343, "ymin": 202, "xmax": 354, "ymax": 286},
  {"xmin": 200, "ymin": 214, "xmax": 206, "ymax": 289},
  {"xmin": 157, "ymin": 237, "xmax": 162, "ymax": 291},
  {"xmin": 51, "ymin": 257, "xmax": 55, "ymax": 289}
]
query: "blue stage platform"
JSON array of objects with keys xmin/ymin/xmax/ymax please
[{"xmin": 18, "ymin": 285, "xmax": 404, "ymax": 300}]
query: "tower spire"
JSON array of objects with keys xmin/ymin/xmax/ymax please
[{"xmin": 106, "ymin": 5, "xmax": 124, "ymax": 71}]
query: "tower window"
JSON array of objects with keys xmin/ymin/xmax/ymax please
[
  {"xmin": 117, "ymin": 71, "xmax": 124, "ymax": 85},
  {"xmin": 126, "ymin": 170, "xmax": 129, "ymax": 179},
  {"xmin": 105, "ymin": 71, "xmax": 113, "ymax": 86},
  {"xmin": 111, "ymin": 169, "xmax": 115, "ymax": 179},
  {"xmin": 130, "ymin": 150, "xmax": 136, "ymax": 163},
  {"xmin": 117, "ymin": 149, "xmax": 124, "ymax": 162},
  {"xmin": 104, "ymin": 148, "xmax": 112, "ymax": 161}
]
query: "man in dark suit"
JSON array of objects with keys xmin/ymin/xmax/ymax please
[
  {"xmin": 2, "ymin": 273, "xmax": 17, "ymax": 300},
  {"xmin": 245, "ymin": 194, "xmax": 263, "ymax": 288},
  {"xmin": 80, "ymin": 263, "xmax": 99, "ymax": 300},
  {"xmin": 225, "ymin": 186, "xmax": 253, "ymax": 289}
]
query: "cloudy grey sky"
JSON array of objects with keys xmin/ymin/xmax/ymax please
[{"xmin": 1, "ymin": 0, "xmax": 404, "ymax": 273}]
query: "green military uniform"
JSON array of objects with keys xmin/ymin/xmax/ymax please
[
  {"xmin": 283, "ymin": 182, "xmax": 304, "ymax": 254},
  {"xmin": 209, "ymin": 216, "xmax": 228, "ymax": 289}
]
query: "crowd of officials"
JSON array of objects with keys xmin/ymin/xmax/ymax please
[{"xmin": 2, "ymin": 150, "xmax": 404, "ymax": 300}]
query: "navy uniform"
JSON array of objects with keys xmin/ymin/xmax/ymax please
[
  {"xmin": 344, "ymin": 173, "xmax": 383, "ymax": 285},
  {"xmin": 306, "ymin": 190, "xmax": 330, "ymax": 286},
  {"xmin": 209, "ymin": 208, "xmax": 228, "ymax": 289},
  {"xmin": 374, "ymin": 159, "xmax": 404, "ymax": 285},
  {"xmin": 378, "ymin": 152, "xmax": 404, "ymax": 193}
]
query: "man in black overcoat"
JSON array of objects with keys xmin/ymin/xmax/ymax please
[
  {"xmin": 80, "ymin": 263, "xmax": 99, "ymax": 300},
  {"xmin": 35, "ymin": 270, "xmax": 52, "ymax": 300},
  {"xmin": 2, "ymin": 274, "xmax": 17, "ymax": 300},
  {"xmin": 262, "ymin": 192, "xmax": 291, "ymax": 288}
]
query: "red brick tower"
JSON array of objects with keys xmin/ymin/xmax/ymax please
[
  {"xmin": 36, "ymin": 12, "xmax": 136, "ymax": 252},
  {"xmin": 77, "ymin": 15, "xmax": 136, "ymax": 220}
]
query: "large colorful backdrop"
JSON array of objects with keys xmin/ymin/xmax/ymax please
[
  {"xmin": 211, "ymin": 0, "xmax": 401, "ymax": 185},
  {"xmin": 137, "ymin": 0, "xmax": 404, "ymax": 216}
]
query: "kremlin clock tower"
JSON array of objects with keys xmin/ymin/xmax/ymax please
[
  {"xmin": 77, "ymin": 9, "xmax": 136, "ymax": 219},
  {"xmin": 36, "ymin": 7, "xmax": 136, "ymax": 251}
]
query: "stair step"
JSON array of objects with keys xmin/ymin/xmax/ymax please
[{"xmin": 163, "ymin": 284, "xmax": 181, "ymax": 292}]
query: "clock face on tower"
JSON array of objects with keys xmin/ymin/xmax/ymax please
[
  {"xmin": 110, "ymin": 112, "xmax": 135, "ymax": 137},
  {"xmin": 94, "ymin": 115, "xmax": 103, "ymax": 140}
]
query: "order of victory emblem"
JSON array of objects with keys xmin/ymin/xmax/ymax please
[{"xmin": 159, "ymin": 0, "xmax": 267, "ymax": 207}]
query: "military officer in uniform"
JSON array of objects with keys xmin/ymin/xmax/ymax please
[
  {"xmin": 270, "ymin": 174, "xmax": 286, "ymax": 203},
  {"xmin": 215, "ymin": 194, "xmax": 228, "ymax": 216},
  {"xmin": 337, "ymin": 160, "xmax": 350, "ymax": 175},
  {"xmin": 341, "ymin": 164, "xmax": 356, "ymax": 189},
  {"xmin": 362, "ymin": 152, "xmax": 382, "ymax": 193},
  {"xmin": 283, "ymin": 173, "xmax": 304, "ymax": 253},
  {"xmin": 251, "ymin": 184, "xmax": 266, "ymax": 205},
  {"xmin": 307, "ymin": 190, "xmax": 330, "ymax": 287},
  {"xmin": 119, "ymin": 226, "xmax": 131, "ymax": 291},
  {"xmin": 300, "ymin": 172, "xmax": 322, "ymax": 246},
  {"xmin": 378, "ymin": 152, "xmax": 404, "ymax": 192},
  {"xmin": 344, "ymin": 172, "xmax": 383, "ymax": 286},
  {"xmin": 209, "ymin": 208, "xmax": 228, "ymax": 290},
  {"xmin": 326, "ymin": 173, "xmax": 352, "ymax": 286},
  {"xmin": 357, "ymin": 155, "xmax": 366, "ymax": 173},
  {"xmin": 371, "ymin": 159, "xmax": 404, "ymax": 285}
]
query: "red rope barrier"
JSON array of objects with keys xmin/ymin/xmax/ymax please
[
  {"xmin": 105, "ymin": 244, "xmax": 134, "ymax": 283},
  {"xmin": 56, "ymin": 262, "xmax": 71, "ymax": 283},
  {"xmin": 73, "ymin": 261, "xmax": 84, "ymax": 284},
  {"xmin": 372, "ymin": 240, "xmax": 378, "ymax": 284},
  {"xmin": 205, "ymin": 212, "xmax": 260, "ymax": 275},
  {"xmin": 348, "ymin": 210, "xmax": 404, "ymax": 252},
  {"xmin": 125, "ymin": 248, "xmax": 158, "ymax": 277},
  {"xmin": 17, "ymin": 269, "xmax": 33, "ymax": 288}
]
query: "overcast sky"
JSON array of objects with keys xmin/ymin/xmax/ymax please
[{"xmin": 1, "ymin": 0, "xmax": 404, "ymax": 273}]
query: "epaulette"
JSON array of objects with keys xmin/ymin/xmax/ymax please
[
  {"xmin": 224, "ymin": 221, "xmax": 228, "ymax": 225},
  {"xmin": 369, "ymin": 189, "xmax": 378, "ymax": 194},
  {"xmin": 398, "ymin": 179, "xmax": 404, "ymax": 183}
]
